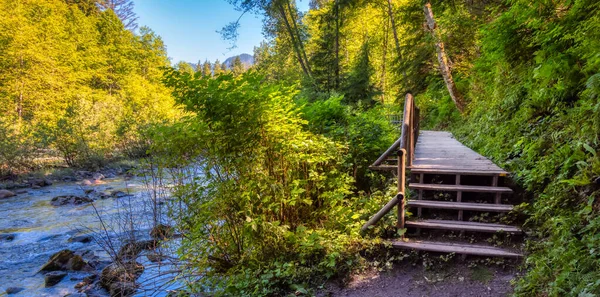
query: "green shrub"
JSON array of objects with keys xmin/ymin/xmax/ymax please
[
  {"xmin": 0, "ymin": 117, "xmax": 37, "ymax": 176},
  {"xmin": 158, "ymin": 70, "xmax": 391, "ymax": 295},
  {"xmin": 299, "ymin": 94, "xmax": 397, "ymax": 191},
  {"xmin": 445, "ymin": 1, "xmax": 600, "ymax": 295}
]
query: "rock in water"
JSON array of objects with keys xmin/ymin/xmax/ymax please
[
  {"xmin": 40, "ymin": 250, "xmax": 86, "ymax": 271},
  {"xmin": 0, "ymin": 189, "xmax": 16, "ymax": 199},
  {"xmin": 69, "ymin": 234, "xmax": 93, "ymax": 243},
  {"xmin": 117, "ymin": 240, "xmax": 158, "ymax": 260},
  {"xmin": 5, "ymin": 287, "xmax": 24, "ymax": 294},
  {"xmin": 0, "ymin": 233, "xmax": 16, "ymax": 241},
  {"xmin": 92, "ymin": 173, "xmax": 105, "ymax": 181},
  {"xmin": 146, "ymin": 252, "xmax": 168, "ymax": 263},
  {"xmin": 30, "ymin": 178, "xmax": 52, "ymax": 187},
  {"xmin": 50, "ymin": 195, "xmax": 93, "ymax": 206},
  {"xmin": 44, "ymin": 271, "xmax": 67, "ymax": 287},
  {"xmin": 100, "ymin": 261, "xmax": 144, "ymax": 296},
  {"xmin": 109, "ymin": 282, "xmax": 137, "ymax": 297},
  {"xmin": 150, "ymin": 224, "xmax": 174, "ymax": 240},
  {"xmin": 110, "ymin": 190, "xmax": 131, "ymax": 198}
]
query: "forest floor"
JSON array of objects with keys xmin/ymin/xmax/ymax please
[{"xmin": 320, "ymin": 261, "xmax": 517, "ymax": 297}]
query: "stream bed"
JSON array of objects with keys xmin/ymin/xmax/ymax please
[{"xmin": 0, "ymin": 176, "xmax": 179, "ymax": 296}]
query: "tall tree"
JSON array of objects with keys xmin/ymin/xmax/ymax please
[
  {"xmin": 232, "ymin": 56, "xmax": 245, "ymax": 75},
  {"xmin": 343, "ymin": 40, "xmax": 378, "ymax": 106},
  {"xmin": 97, "ymin": 0, "xmax": 138, "ymax": 30},
  {"xmin": 213, "ymin": 59, "xmax": 223, "ymax": 75},
  {"xmin": 224, "ymin": 0, "xmax": 314, "ymax": 82},
  {"xmin": 202, "ymin": 60, "xmax": 212, "ymax": 77},
  {"xmin": 423, "ymin": 2, "xmax": 465, "ymax": 112},
  {"xmin": 175, "ymin": 61, "xmax": 195, "ymax": 75}
]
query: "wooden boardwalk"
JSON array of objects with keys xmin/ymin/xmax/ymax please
[
  {"xmin": 364, "ymin": 94, "xmax": 522, "ymax": 258},
  {"xmin": 411, "ymin": 131, "xmax": 507, "ymax": 175}
]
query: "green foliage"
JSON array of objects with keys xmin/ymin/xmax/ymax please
[
  {"xmin": 0, "ymin": 0, "xmax": 178, "ymax": 172},
  {"xmin": 441, "ymin": 1, "xmax": 600, "ymax": 295},
  {"xmin": 299, "ymin": 94, "xmax": 396, "ymax": 191},
  {"xmin": 342, "ymin": 40, "xmax": 379, "ymax": 107},
  {"xmin": 157, "ymin": 71, "xmax": 393, "ymax": 296},
  {"xmin": 0, "ymin": 117, "xmax": 37, "ymax": 176}
]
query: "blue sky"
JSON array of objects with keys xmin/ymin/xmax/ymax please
[{"xmin": 134, "ymin": 0, "xmax": 310, "ymax": 64}]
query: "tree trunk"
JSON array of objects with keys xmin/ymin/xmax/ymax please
[
  {"xmin": 386, "ymin": 0, "xmax": 401, "ymax": 59},
  {"xmin": 285, "ymin": 0, "xmax": 313, "ymax": 79},
  {"xmin": 380, "ymin": 17, "xmax": 389, "ymax": 104},
  {"xmin": 423, "ymin": 2, "xmax": 465, "ymax": 113},
  {"xmin": 18, "ymin": 54, "xmax": 24, "ymax": 119},
  {"xmin": 334, "ymin": 0, "xmax": 340, "ymax": 89},
  {"xmin": 277, "ymin": 3, "xmax": 311, "ymax": 79}
]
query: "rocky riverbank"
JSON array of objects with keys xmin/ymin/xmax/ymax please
[{"xmin": 0, "ymin": 170, "xmax": 181, "ymax": 297}]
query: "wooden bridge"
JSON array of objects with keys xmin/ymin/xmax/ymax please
[{"xmin": 363, "ymin": 94, "xmax": 522, "ymax": 258}]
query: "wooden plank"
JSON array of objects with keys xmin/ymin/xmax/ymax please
[
  {"xmin": 406, "ymin": 200, "xmax": 513, "ymax": 212},
  {"xmin": 409, "ymin": 168, "xmax": 508, "ymax": 176},
  {"xmin": 409, "ymin": 183, "xmax": 513, "ymax": 193},
  {"xmin": 391, "ymin": 240, "xmax": 522, "ymax": 258},
  {"xmin": 411, "ymin": 130, "xmax": 508, "ymax": 175},
  {"xmin": 405, "ymin": 219, "xmax": 521, "ymax": 234}
]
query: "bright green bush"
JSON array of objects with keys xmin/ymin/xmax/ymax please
[
  {"xmin": 0, "ymin": 117, "xmax": 37, "ymax": 175},
  {"xmin": 159, "ymin": 71, "xmax": 392, "ymax": 295},
  {"xmin": 299, "ymin": 95, "xmax": 397, "ymax": 191}
]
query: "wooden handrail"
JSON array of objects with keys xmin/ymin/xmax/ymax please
[
  {"xmin": 362, "ymin": 93, "xmax": 420, "ymax": 233},
  {"xmin": 370, "ymin": 93, "xmax": 419, "ymax": 167}
]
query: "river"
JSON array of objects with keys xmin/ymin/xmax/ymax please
[{"xmin": 0, "ymin": 176, "xmax": 180, "ymax": 297}]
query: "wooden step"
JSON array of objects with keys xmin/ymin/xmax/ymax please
[
  {"xmin": 409, "ymin": 183, "xmax": 512, "ymax": 193},
  {"xmin": 405, "ymin": 219, "xmax": 521, "ymax": 234},
  {"xmin": 409, "ymin": 168, "xmax": 508, "ymax": 176},
  {"xmin": 391, "ymin": 239, "xmax": 522, "ymax": 258},
  {"xmin": 407, "ymin": 200, "xmax": 513, "ymax": 212}
]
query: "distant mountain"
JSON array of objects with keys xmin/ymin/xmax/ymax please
[{"xmin": 224, "ymin": 53, "xmax": 255, "ymax": 69}]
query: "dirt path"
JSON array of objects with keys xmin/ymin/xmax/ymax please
[{"xmin": 320, "ymin": 263, "xmax": 516, "ymax": 297}]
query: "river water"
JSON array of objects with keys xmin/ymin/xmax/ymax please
[{"xmin": 0, "ymin": 176, "xmax": 180, "ymax": 296}]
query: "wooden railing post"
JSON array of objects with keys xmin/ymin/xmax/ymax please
[
  {"xmin": 361, "ymin": 93, "xmax": 417, "ymax": 233},
  {"xmin": 397, "ymin": 148, "xmax": 406, "ymax": 231}
]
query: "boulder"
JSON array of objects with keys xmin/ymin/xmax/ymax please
[
  {"xmin": 150, "ymin": 224, "xmax": 174, "ymax": 240},
  {"xmin": 146, "ymin": 252, "xmax": 167, "ymax": 263},
  {"xmin": 117, "ymin": 240, "xmax": 158, "ymax": 260},
  {"xmin": 74, "ymin": 274, "xmax": 97, "ymax": 290},
  {"xmin": 62, "ymin": 176, "xmax": 78, "ymax": 182},
  {"xmin": 30, "ymin": 178, "xmax": 52, "ymax": 187},
  {"xmin": 69, "ymin": 235, "xmax": 93, "ymax": 244},
  {"xmin": 110, "ymin": 191, "xmax": 131, "ymax": 198},
  {"xmin": 100, "ymin": 261, "xmax": 143, "ymax": 291},
  {"xmin": 109, "ymin": 282, "xmax": 137, "ymax": 297},
  {"xmin": 44, "ymin": 271, "xmax": 67, "ymax": 287},
  {"xmin": 40, "ymin": 250, "xmax": 87, "ymax": 271},
  {"xmin": 0, "ymin": 189, "xmax": 16, "ymax": 199},
  {"xmin": 77, "ymin": 171, "xmax": 92, "ymax": 178},
  {"xmin": 92, "ymin": 173, "xmax": 105, "ymax": 181},
  {"xmin": 0, "ymin": 233, "xmax": 16, "ymax": 241},
  {"xmin": 51, "ymin": 195, "xmax": 93, "ymax": 206},
  {"xmin": 5, "ymin": 287, "xmax": 24, "ymax": 294},
  {"xmin": 81, "ymin": 179, "xmax": 93, "ymax": 186}
]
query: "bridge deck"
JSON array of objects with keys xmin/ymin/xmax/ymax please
[{"xmin": 411, "ymin": 131, "xmax": 508, "ymax": 175}]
